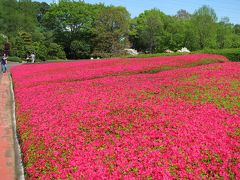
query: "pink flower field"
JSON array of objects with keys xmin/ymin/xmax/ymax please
[{"xmin": 11, "ymin": 54, "xmax": 240, "ymax": 179}]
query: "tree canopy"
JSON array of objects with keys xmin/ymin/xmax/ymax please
[{"xmin": 0, "ymin": 1, "xmax": 240, "ymax": 59}]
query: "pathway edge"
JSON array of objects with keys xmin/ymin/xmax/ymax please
[{"xmin": 9, "ymin": 74, "xmax": 25, "ymax": 180}]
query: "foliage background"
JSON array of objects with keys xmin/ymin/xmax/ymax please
[{"xmin": 0, "ymin": 0, "xmax": 240, "ymax": 60}]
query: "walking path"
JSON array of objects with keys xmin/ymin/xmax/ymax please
[
  {"xmin": 0, "ymin": 72, "xmax": 16, "ymax": 180},
  {"xmin": 0, "ymin": 62, "xmax": 23, "ymax": 180}
]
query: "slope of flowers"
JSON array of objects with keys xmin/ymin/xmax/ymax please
[
  {"xmin": 11, "ymin": 55, "xmax": 240, "ymax": 179},
  {"xmin": 12, "ymin": 54, "xmax": 227, "ymax": 89}
]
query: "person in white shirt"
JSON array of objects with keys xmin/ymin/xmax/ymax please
[{"xmin": 31, "ymin": 53, "xmax": 36, "ymax": 63}]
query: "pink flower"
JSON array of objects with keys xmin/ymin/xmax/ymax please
[{"xmin": 11, "ymin": 55, "xmax": 239, "ymax": 179}]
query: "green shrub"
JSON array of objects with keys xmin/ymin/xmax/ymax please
[
  {"xmin": 31, "ymin": 42, "xmax": 48, "ymax": 61},
  {"xmin": 56, "ymin": 51, "xmax": 66, "ymax": 60},
  {"xmin": 47, "ymin": 56, "xmax": 58, "ymax": 60},
  {"xmin": 119, "ymin": 52, "xmax": 190, "ymax": 58},
  {"xmin": 70, "ymin": 40, "xmax": 91, "ymax": 59},
  {"xmin": 47, "ymin": 43, "xmax": 66, "ymax": 60},
  {"xmin": 196, "ymin": 48, "xmax": 240, "ymax": 62},
  {"xmin": 8, "ymin": 56, "xmax": 22, "ymax": 63}
]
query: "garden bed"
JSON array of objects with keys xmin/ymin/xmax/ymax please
[{"xmin": 11, "ymin": 54, "xmax": 239, "ymax": 179}]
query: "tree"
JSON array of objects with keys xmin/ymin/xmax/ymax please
[
  {"xmin": 32, "ymin": 2, "xmax": 50, "ymax": 23},
  {"xmin": 47, "ymin": 43, "xmax": 66, "ymax": 59},
  {"xmin": 176, "ymin": 9, "xmax": 191, "ymax": 20},
  {"xmin": 93, "ymin": 5, "xmax": 130, "ymax": 55},
  {"xmin": 43, "ymin": 1, "xmax": 96, "ymax": 58},
  {"xmin": 192, "ymin": 5, "xmax": 218, "ymax": 49},
  {"xmin": 232, "ymin": 24, "xmax": 240, "ymax": 47},
  {"xmin": 163, "ymin": 16, "xmax": 187, "ymax": 51},
  {"xmin": 132, "ymin": 9, "xmax": 166, "ymax": 53},
  {"xmin": 183, "ymin": 22, "xmax": 200, "ymax": 50},
  {"xmin": 70, "ymin": 40, "xmax": 90, "ymax": 59},
  {"xmin": 0, "ymin": 0, "xmax": 19, "ymax": 36},
  {"xmin": 15, "ymin": 31, "xmax": 33, "ymax": 57},
  {"xmin": 216, "ymin": 17, "xmax": 233, "ymax": 48},
  {"xmin": 0, "ymin": 0, "xmax": 239, "ymax": 60},
  {"xmin": 234, "ymin": 24, "xmax": 240, "ymax": 35},
  {"xmin": 17, "ymin": 0, "xmax": 38, "ymax": 32},
  {"xmin": 0, "ymin": 34, "xmax": 8, "ymax": 51}
]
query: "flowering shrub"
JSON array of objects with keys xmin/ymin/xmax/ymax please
[{"xmin": 11, "ymin": 54, "xmax": 239, "ymax": 179}]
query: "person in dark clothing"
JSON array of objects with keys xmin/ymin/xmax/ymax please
[{"xmin": 1, "ymin": 54, "xmax": 8, "ymax": 73}]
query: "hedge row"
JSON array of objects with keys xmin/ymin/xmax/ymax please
[
  {"xmin": 119, "ymin": 48, "xmax": 240, "ymax": 61},
  {"xmin": 195, "ymin": 48, "xmax": 240, "ymax": 62},
  {"xmin": 119, "ymin": 52, "xmax": 190, "ymax": 58},
  {"xmin": 7, "ymin": 56, "xmax": 22, "ymax": 63},
  {"xmin": 7, "ymin": 48, "xmax": 240, "ymax": 62}
]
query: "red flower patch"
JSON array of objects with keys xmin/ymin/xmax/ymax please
[{"xmin": 11, "ymin": 55, "xmax": 239, "ymax": 179}]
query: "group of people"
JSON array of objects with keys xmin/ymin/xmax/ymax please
[
  {"xmin": 1, "ymin": 54, "xmax": 8, "ymax": 73},
  {"xmin": 1, "ymin": 52, "xmax": 36, "ymax": 73}
]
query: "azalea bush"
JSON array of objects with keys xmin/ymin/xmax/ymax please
[{"xmin": 11, "ymin": 54, "xmax": 239, "ymax": 179}]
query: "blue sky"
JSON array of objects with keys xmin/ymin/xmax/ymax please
[{"xmin": 37, "ymin": 0, "xmax": 240, "ymax": 24}]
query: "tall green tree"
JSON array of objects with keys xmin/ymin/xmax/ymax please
[
  {"xmin": 17, "ymin": 0, "xmax": 38, "ymax": 32},
  {"xmin": 0, "ymin": 0, "xmax": 19, "ymax": 36},
  {"xmin": 32, "ymin": 2, "xmax": 50, "ymax": 23},
  {"xmin": 93, "ymin": 5, "xmax": 130, "ymax": 54},
  {"xmin": 43, "ymin": 0, "xmax": 96, "ymax": 58},
  {"xmin": 216, "ymin": 17, "xmax": 233, "ymax": 48},
  {"xmin": 183, "ymin": 21, "xmax": 199, "ymax": 50},
  {"xmin": 232, "ymin": 24, "xmax": 240, "ymax": 47},
  {"xmin": 163, "ymin": 16, "xmax": 186, "ymax": 51},
  {"xmin": 0, "ymin": 34, "xmax": 8, "ymax": 52},
  {"xmin": 176, "ymin": 9, "xmax": 191, "ymax": 20},
  {"xmin": 192, "ymin": 5, "xmax": 218, "ymax": 49},
  {"xmin": 132, "ymin": 9, "xmax": 166, "ymax": 53},
  {"xmin": 234, "ymin": 24, "xmax": 240, "ymax": 35}
]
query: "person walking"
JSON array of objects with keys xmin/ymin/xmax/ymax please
[
  {"xmin": 1, "ymin": 54, "xmax": 8, "ymax": 73},
  {"xmin": 30, "ymin": 53, "xmax": 35, "ymax": 63}
]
